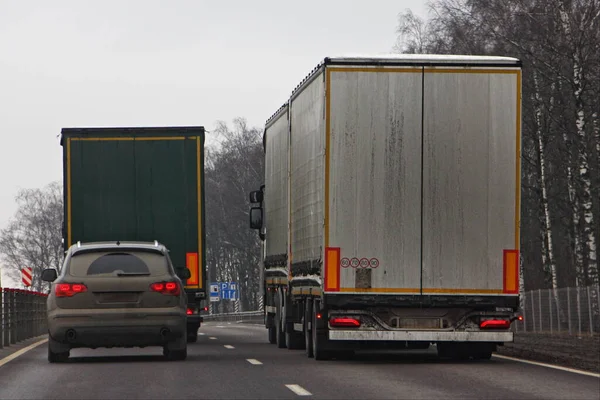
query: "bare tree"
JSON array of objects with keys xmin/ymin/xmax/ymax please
[
  {"xmin": 205, "ymin": 118, "xmax": 265, "ymax": 311},
  {"xmin": 0, "ymin": 181, "xmax": 63, "ymax": 291}
]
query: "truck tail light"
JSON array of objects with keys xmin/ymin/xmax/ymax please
[
  {"xmin": 55, "ymin": 283, "xmax": 87, "ymax": 297},
  {"xmin": 186, "ymin": 308, "xmax": 193, "ymax": 315},
  {"xmin": 329, "ymin": 317, "xmax": 361, "ymax": 328},
  {"xmin": 150, "ymin": 281, "xmax": 181, "ymax": 296},
  {"xmin": 480, "ymin": 319, "xmax": 511, "ymax": 329}
]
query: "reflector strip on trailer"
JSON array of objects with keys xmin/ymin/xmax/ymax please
[
  {"xmin": 186, "ymin": 252, "xmax": 199, "ymax": 287},
  {"xmin": 324, "ymin": 247, "xmax": 340, "ymax": 292},
  {"xmin": 503, "ymin": 249, "xmax": 519, "ymax": 294}
]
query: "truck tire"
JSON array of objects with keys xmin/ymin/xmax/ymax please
[
  {"xmin": 285, "ymin": 325, "xmax": 304, "ymax": 350},
  {"xmin": 268, "ymin": 325, "xmax": 276, "ymax": 344},
  {"xmin": 312, "ymin": 299, "xmax": 332, "ymax": 361},
  {"xmin": 304, "ymin": 300, "xmax": 314, "ymax": 358},
  {"xmin": 275, "ymin": 292, "xmax": 286, "ymax": 349}
]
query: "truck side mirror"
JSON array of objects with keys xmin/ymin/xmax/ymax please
[
  {"xmin": 41, "ymin": 268, "xmax": 58, "ymax": 282},
  {"xmin": 250, "ymin": 207, "xmax": 263, "ymax": 230},
  {"xmin": 249, "ymin": 190, "xmax": 263, "ymax": 204},
  {"xmin": 178, "ymin": 268, "xmax": 192, "ymax": 280}
]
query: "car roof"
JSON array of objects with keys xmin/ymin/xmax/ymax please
[{"xmin": 69, "ymin": 241, "xmax": 168, "ymax": 255}]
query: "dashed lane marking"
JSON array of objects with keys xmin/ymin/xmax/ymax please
[
  {"xmin": 0, "ymin": 339, "xmax": 48, "ymax": 368},
  {"xmin": 247, "ymin": 359, "xmax": 263, "ymax": 365},
  {"xmin": 209, "ymin": 337, "xmax": 218, "ymax": 340},
  {"xmin": 285, "ymin": 384, "xmax": 312, "ymax": 396},
  {"xmin": 224, "ymin": 345, "xmax": 235, "ymax": 349}
]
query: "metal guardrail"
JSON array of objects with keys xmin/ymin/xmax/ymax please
[
  {"xmin": 203, "ymin": 311, "xmax": 263, "ymax": 323},
  {"xmin": 0, "ymin": 288, "xmax": 48, "ymax": 349}
]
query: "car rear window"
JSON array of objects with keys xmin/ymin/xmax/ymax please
[{"xmin": 68, "ymin": 251, "xmax": 169, "ymax": 277}]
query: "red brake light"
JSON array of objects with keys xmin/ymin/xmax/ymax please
[
  {"xmin": 329, "ymin": 317, "xmax": 361, "ymax": 328},
  {"xmin": 55, "ymin": 283, "xmax": 87, "ymax": 297},
  {"xmin": 186, "ymin": 308, "xmax": 193, "ymax": 315},
  {"xmin": 151, "ymin": 281, "xmax": 180, "ymax": 296},
  {"xmin": 480, "ymin": 319, "xmax": 511, "ymax": 329},
  {"xmin": 518, "ymin": 315, "xmax": 524, "ymax": 321},
  {"xmin": 203, "ymin": 306, "xmax": 209, "ymax": 311}
]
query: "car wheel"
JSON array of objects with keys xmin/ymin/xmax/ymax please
[
  {"xmin": 164, "ymin": 346, "xmax": 187, "ymax": 361},
  {"xmin": 48, "ymin": 340, "xmax": 69, "ymax": 363}
]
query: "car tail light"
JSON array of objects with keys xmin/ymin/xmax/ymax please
[
  {"xmin": 186, "ymin": 308, "xmax": 193, "ymax": 315},
  {"xmin": 480, "ymin": 319, "xmax": 511, "ymax": 329},
  {"xmin": 329, "ymin": 317, "xmax": 361, "ymax": 328},
  {"xmin": 150, "ymin": 281, "xmax": 181, "ymax": 296},
  {"xmin": 55, "ymin": 283, "xmax": 87, "ymax": 297},
  {"xmin": 203, "ymin": 306, "xmax": 209, "ymax": 311}
]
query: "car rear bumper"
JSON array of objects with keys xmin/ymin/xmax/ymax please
[{"xmin": 48, "ymin": 307, "xmax": 186, "ymax": 348}]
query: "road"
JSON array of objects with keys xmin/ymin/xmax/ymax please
[{"xmin": 0, "ymin": 322, "xmax": 598, "ymax": 400}]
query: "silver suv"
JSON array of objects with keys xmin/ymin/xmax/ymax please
[{"xmin": 41, "ymin": 241, "xmax": 189, "ymax": 362}]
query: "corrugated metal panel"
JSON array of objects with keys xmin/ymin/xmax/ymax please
[
  {"xmin": 289, "ymin": 72, "xmax": 325, "ymax": 267},
  {"xmin": 421, "ymin": 70, "xmax": 519, "ymax": 293},
  {"xmin": 265, "ymin": 109, "xmax": 289, "ymax": 258},
  {"xmin": 328, "ymin": 68, "xmax": 423, "ymax": 292},
  {"xmin": 64, "ymin": 129, "xmax": 204, "ymax": 289}
]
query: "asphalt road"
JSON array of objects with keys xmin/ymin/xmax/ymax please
[{"xmin": 0, "ymin": 322, "xmax": 598, "ymax": 400}]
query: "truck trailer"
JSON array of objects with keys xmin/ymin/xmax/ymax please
[
  {"xmin": 249, "ymin": 55, "xmax": 522, "ymax": 360},
  {"xmin": 60, "ymin": 126, "xmax": 207, "ymax": 342}
]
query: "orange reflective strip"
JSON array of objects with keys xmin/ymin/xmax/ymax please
[
  {"xmin": 503, "ymin": 249, "xmax": 519, "ymax": 294},
  {"xmin": 186, "ymin": 252, "xmax": 199, "ymax": 286},
  {"xmin": 325, "ymin": 247, "xmax": 340, "ymax": 292}
]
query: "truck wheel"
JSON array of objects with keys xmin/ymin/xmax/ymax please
[
  {"xmin": 285, "ymin": 326, "xmax": 305, "ymax": 350},
  {"xmin": 312, "ymin": 299, "xmax": 331, "ymax": 361},
  {"xmin": 275, "ymin": 292, "xmax": 286, "ymax": 349},
  {"xmin": 187, "ymin": 331, "xmax": 198, "ymax": 343},
  {"xmin": 304, "ymin": 301, "xmax": 314, "ymax": 358},
  {"xmin": 268, "ymin": 325, "xmax": 276, "ymax": 344}
]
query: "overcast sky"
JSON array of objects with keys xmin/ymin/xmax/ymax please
[{"xmin": 0, "ymin": 0, "xmax": 427, "ymax": 287}]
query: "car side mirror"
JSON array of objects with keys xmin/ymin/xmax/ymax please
[
  {"xmin": 41, "ymin": 268, "xmax": 58, "ymax": 282},
  {"xmin": 249, "ymin": 190, "xmax": 263, "ymax": 204},
  {"xmin": 250, "ymin": 207, "xmax": 263, "ymax": 230},
  {"xmin": 178, "ymin": 268, "xmax": 192, "ymax": 280}
]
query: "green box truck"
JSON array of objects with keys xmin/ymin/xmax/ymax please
[{"xmin": 60, "ymin": 126, "xmax": 207, "ymax": 342}]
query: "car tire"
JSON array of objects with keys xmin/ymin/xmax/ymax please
[
  {"xmin": 164, "ymin": 333, "xmax": 188, "ymax": 361},
  {"xmin": 48, "ymin": 340, "xmax": 69, "ymax": 363},
  {"xmin": 164, "ymin": 346, "xmax": 187, "ymax": 361}
]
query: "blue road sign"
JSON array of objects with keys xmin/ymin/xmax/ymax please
[{"xmin": 209, "ymin": 282, "xmax": 238, "ymax": 301}]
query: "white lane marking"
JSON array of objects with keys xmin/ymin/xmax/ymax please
[
  {"xmin": 198, "ymin": 332, "xmax": 205, "ymax": 336},
  {"xmin": 285, "ymin": 384, "xmax": 312, "ymax": 396},
  {"xmin": 224, "ymin": 345, "xmax": 235, "ymax": 349},
  {"xmin": 209, "ymin": 337, "xmax": 217, "ymax": 340},
  {"xmin": 0, "ymin": 339, "xmax": 48, "ymax": 368},
  {"xmin": 215, "ymin": 325, "xmax": 226, "ymax": 328},
  {"xmin": 247, "ymin": 358, "xmax": 263, "ymax": 365},
  {"xmin": 493, "ymin": 354, "xmax": 600, "ymax": 378}
]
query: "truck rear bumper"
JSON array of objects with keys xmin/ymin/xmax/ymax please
[{"xmin": 328, "ymin": 330, "xmax": 513, "ymax": 342}]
